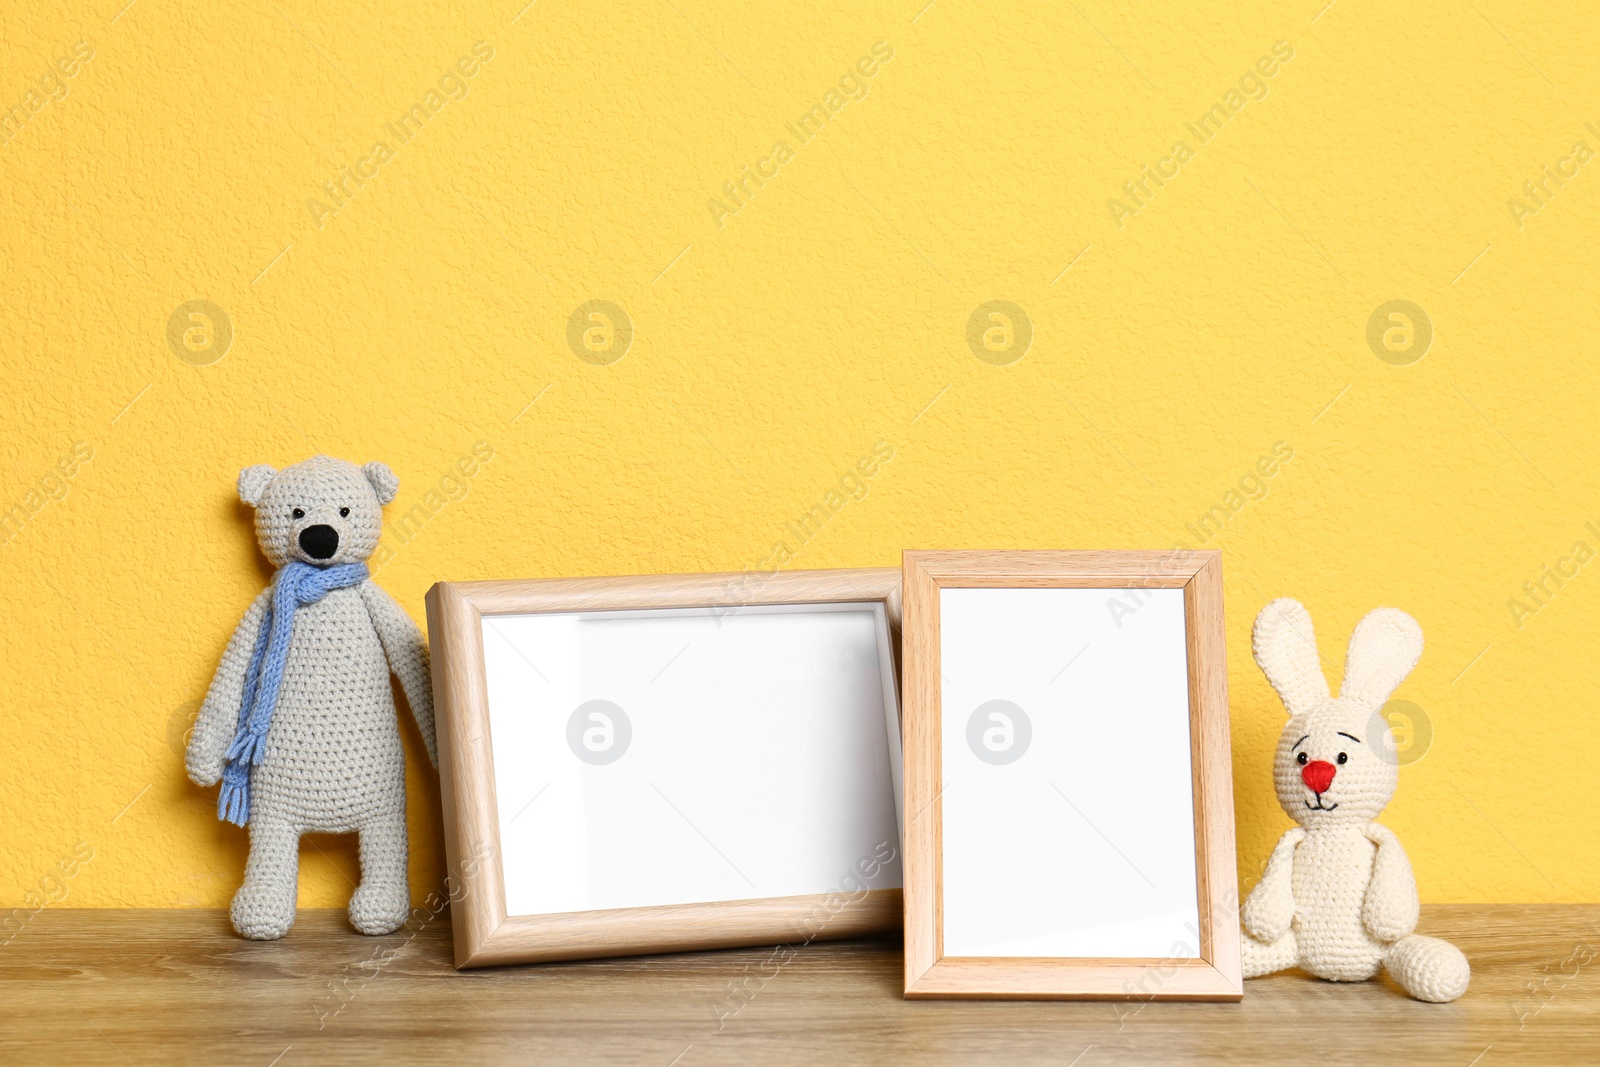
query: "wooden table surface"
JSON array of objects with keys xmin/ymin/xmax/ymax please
[{"xmin": 1, "ymin": 905, "xmax": 1595, "ymax": 1065}]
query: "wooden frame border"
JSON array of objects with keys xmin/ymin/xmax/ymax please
[
  {"xmin": 425, "ymin": 567, "xmax": 905, "ymax": 968},
  {"xmin": 900, "ymin": 550, "xmax": 1240, "ymax": 1000}
]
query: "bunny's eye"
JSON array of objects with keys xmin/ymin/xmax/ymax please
[
  {"xmin": 339, "ymin": 507, "xmax": 350, "ymax": 517},
  {"xmin": 1336, "ymin": 752, "xmax": 1348, "ymax": 765},
  {"xmin": 291, "ymin": 508, "xmax": 305, "ymax": 519},
  {"xmin": 1296, "ymin": 752, "xmax": 1308, "ymax": 765}
]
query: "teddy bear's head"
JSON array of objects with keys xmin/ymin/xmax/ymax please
[
  {"xmin": 1252, "ymin": 598, "xmax": 1423, "ymax": 829},
  {"xmin": 237, "ymin": 455, "xmax": 398, "ymax": 568}
]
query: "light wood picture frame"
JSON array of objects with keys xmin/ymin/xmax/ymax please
[
  {"xmin": 900, "ymin": 550, "xmax": 1240, "ymax": 1000},
  {"xmin": 425, "ymin": 568, "xmax": 905, "ymax": 968}
]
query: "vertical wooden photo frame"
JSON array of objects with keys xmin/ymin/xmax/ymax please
[
  {"xmin": 425, "ymin": 568, "xmax": 905, "ymax": 968},
  {"xmin": 900, "ymin": 550, "xmax": 1240, "ymax": 1000}
]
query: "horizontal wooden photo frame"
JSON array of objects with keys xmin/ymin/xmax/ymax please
[
  {"xmin": 425, "ymin": 568, "xmax": 905, "ymax": 968},
  {"xmin": 900, "ymin": 550, "xmax": 1240, "ymax": 1000}
]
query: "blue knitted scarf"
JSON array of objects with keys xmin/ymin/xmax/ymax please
[{"xmin": 218, "ymin": 560, "xmax": 369, "ymax": 826}]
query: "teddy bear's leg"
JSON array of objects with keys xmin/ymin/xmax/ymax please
[
  {"xmin": 231, "ymin": 817, "xmax": 301, "ymax": 940},
  {"xmin": 1239, "ymin": 926, "xmax": 1299, "ymax": 979},
  {"xmin": 348, "ymin": 810, "xmax": 411, "ymax": 935},
  {"xmin": 1383, "ymin": 934, "xmax": 1470, "ymax": 1002}
]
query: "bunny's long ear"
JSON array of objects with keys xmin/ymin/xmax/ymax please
[
  {"xmin": 1252, "ymin": 598, "xmax": 1329, "ymax": 717},
  {"xmin": 1340, "ymin": 607, "xmax": 1423, "ymax": 709}
]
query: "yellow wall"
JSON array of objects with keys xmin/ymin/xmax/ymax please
[{"xmin": 2, "ymin": 0, "xmax": 1595, "ymax": 912}]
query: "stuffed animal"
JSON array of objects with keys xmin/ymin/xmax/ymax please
[
  {"xmin": 1240, "ymin": 598, "xmax": 1470, "ymax": 1002},
  {"xmin": 186, "ymin": 455, "xmax": 436, "ymax": 940}
]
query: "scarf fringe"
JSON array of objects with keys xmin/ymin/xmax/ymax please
[{"xmin": 218, "ymin": 779, "xmax": 250, "ymax": 827}]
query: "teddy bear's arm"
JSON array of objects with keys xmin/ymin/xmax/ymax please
[
  {"xmin": 1241, "ymin": 827, "xmax": 1305, "ymax": 942},
  {"xmin": 1362, "ymin": 822, "xmax": 1420, "ymax": 942},
  {"xmin": 187, "ymin": 586, "xmax": 272, "ymax": 787},
  {"xmin": 359, "ymin": 581, "xmax": 437, "ymax": 768}
]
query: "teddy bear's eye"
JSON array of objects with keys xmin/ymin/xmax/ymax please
[
  {"xmin": 339, "ymin": 507, "xmax": 350, "ymax": 517},
  {"xmin": 1336, "ymin": 752, "xmax": 1348, "ymax": 765},
  {"xmin": 1296, "ymin": 751, "xmax": 1308, "ymax": 765},
  {"xmin": 291, "ymin": 508, "xmax": 305, "ymax": 519}
]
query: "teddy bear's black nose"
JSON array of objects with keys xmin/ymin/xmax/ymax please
[{"xmin": 298, "ymin": 524, "xmax": 339, "ymax": 560}]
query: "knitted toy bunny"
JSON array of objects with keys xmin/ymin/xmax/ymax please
[
  {"xmin": 186, "ymin": 456, "xmax": 436, "ymax": 940},
  {"xmin": 1240, "ymin": 598, "xmax": 1470, "ymax": 1002}
]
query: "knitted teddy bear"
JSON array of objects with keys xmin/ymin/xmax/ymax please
[
  {"xmin": 1240, "ymin": 598, "xmax": 1470, "ymax": 1002},
  {"xmin": 186, "ymin": 455, "xmax": 436, "ymax": 940}
]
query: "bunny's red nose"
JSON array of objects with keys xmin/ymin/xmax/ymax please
[{"xmin": 1302, "ymin": 760, "xmax": 1336, "ymax": 795}]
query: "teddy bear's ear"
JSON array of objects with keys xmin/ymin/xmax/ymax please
[
  {"xmin": 363, "ymin": 462, "xmax": 399, "ymax": 504},
  {"xmin": 237, "ymin": 465, "xmax": 277, "ymax": 507},
  {"xmin": 1252, "ymin": 598, "xmax": 1330, "ymax": 717},
  {"xmin": 1340, "ymin": 607, "xmax": 1423, "ymax": 709}
]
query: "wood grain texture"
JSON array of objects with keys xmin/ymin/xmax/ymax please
[
  {"xmin": 424, "ymin": 579, "xmax": 503, "ymax": 968},
  {"xmin": 906, "ymin": 956, "xmax": 1242, "ymax": 1001},
  {"xmin": 1, "ymin": 906, "xmax": 1592, "ymax": 1065},
  {"xmin": 904, "ymin": 549, "xmax": 1210, "ymax": 585},
  {"xmin": 426, "ymin": 568, "xmax": 904, "ymax": 968},
  {"xmin": 901, "ymin": 553, "xmax": 944, "ymax": 991},
  {"xmin": 477, "ymin": 890, "xmax": 904, "ymax": 967},
  {"xmin": 900, "ymin": 550, "xmax": 1238, "ymax": 999},
  {"xmin": 1185, "ymin": 553, "xmax": 1240, "ymax": 990},
  {"xmin": 436, "ymin": 567, "xmax": 902, "ymax": 617}
]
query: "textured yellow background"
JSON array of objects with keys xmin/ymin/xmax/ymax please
[{"xmin": 2, "ymin": 0, "xmax": 1595, "ymax": 912}]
